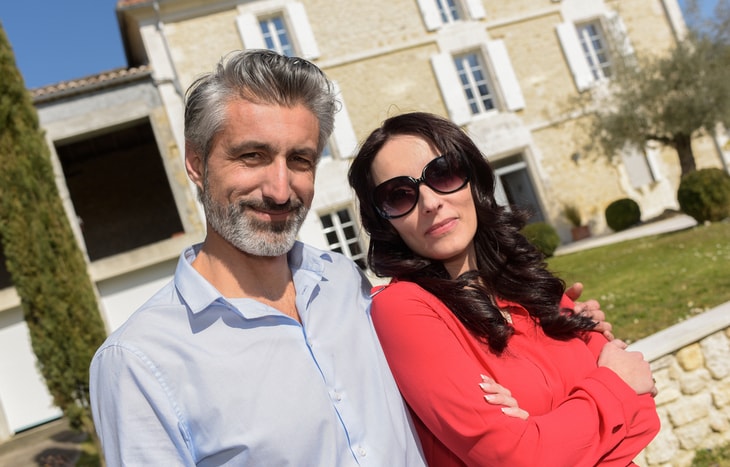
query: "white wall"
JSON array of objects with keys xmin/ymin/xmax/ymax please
[
  {"xmin": 97, "ymin": 258, "xmax": 177, "ymax": 332},
  {"xmin": 0, "ymin": 307, "xmax": 61, "ymax": 433}
]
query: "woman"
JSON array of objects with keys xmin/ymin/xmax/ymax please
[{"xmin": 348, "ymin": 112, "xmax": 659, "ymax": 466}]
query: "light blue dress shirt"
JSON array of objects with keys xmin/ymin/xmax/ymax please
[{"xmin": 90, "ymin": 242, "xmax": 425, "ymax": 466}]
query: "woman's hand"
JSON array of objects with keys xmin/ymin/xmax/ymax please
[
  {"xmin": 566, "ymin": 282, "xmax": 614, "ymax": 340},
  {"xmin": 480, "ymin": 375, "xmax": 529, "ymax": 419},
  {"xmin": 597, "ymin": 339, "xmax": 658, "ymax": 396}
]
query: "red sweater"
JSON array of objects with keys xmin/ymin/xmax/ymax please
[{"xmin": 371, "ymin": 281, "xmax": 659, "ymax": 466}]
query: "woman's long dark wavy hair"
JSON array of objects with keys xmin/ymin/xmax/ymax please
[{"xmin": 348, "ymin": 112, "xmax": 595, "ymax": 354}]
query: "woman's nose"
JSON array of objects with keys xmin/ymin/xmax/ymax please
[{"xmin": 418, "ymin": 184, "xmax": 443, "ymax": 214}]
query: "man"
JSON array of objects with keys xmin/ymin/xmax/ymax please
[
  {"xmin": 90, "ymin": 49, "xmax": 425, "ymax": 466},
  {"xmin": 90, "ymin": 49, "xmax": 608, "ymax": 466}
]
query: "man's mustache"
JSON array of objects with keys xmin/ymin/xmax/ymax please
[{"xmin": 237, "ymin": 198, "xmax": 303, "ymax": 213}]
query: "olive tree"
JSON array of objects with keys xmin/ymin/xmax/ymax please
[{"xmin": 573, "ymin": 3, "xmax": 730, "ymax": 177}]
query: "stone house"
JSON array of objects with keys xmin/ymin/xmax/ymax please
[{"xmin": 1, "ymin": 0, "xmax": 728, "ymax": 438}]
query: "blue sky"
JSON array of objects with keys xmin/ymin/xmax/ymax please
[{"xmin": 0, "ymin": 0, "xmax": 720, "ymax": 89}]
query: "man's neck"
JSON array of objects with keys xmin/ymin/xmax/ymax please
[{"xmin": 192, "ymin": 233, "xmax": 300, "ymax": 321}]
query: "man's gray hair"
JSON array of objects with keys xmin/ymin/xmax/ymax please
[{"xmin": 184, "ymin": 49, "xmax": 338, "ymax": 162}]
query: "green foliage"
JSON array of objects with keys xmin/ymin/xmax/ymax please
[
  {"xmin": 677, "ymin": 168, "xmax": 730, "ymax": 223},
  {"xmin": 548, "ymin": 221, "xmax": 730, "ymax": 343},
  {"xmin": 521, "ymin": 222, "xmax": 560, "ymax": 257},
  {"xmin": 0, "ymin": 24, "xmax": 107, "ymax": 437},
  {"xmin": 573, "ymin": 33, "xmax": 730, "ymax": 177},
  {"xmin": 562, "ymin": 203, "xmax": 582, "ymax": 227},
  {"xmin": 605, "ymin": 198, "xmax": 641, "ymax": 232},
  {"xmin": 692, "ymin": 442, "xmax": 730, "ymax": 466}
]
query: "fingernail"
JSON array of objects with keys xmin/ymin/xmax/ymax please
[
  {"xmin": 479, "ymin": 383, "xmax": 489, "ymax": 391},
  {"xmin": 484, "ymin": 394, "xmax": 496, "ymax": 402}
]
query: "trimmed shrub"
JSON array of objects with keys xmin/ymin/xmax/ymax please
[
  {"xmin": 605, "ymin": 198, "xmax": 641, "ymax": 232},
  {"xmin": 521, "ymin": 222, "xmax": 560, "ymax": 257},
  {"xmin": 677, "ymin": 168, "xmax": 730, "ymax": 223}
]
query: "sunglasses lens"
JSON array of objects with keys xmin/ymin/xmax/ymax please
[
  {"xmin": 374, "ymin": 177, "xmax": 418, "ymax": 219},
  {"xmin": 424, "ymin": 157, "xmax": 468, "ymax": 193},
  {"xmin": 373, "ymin": 155, "xmax": 469, "ymax": 219}
]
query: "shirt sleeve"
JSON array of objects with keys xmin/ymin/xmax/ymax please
[
  {"xmin": 371, "ymin": 283, "xmax": 658, "ymax": 467},
  {"xmin": 90, "ymin": 343, "xmax": 195, "ymax": 466}
]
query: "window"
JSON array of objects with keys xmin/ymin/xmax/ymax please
[
  {"xmin": 236, "ymin": 2, "xmax": 319, "ymax": 59},
  {"xmin": 557, "ymin": 12, "xmax": 634, "ymax": 91},
  {"xmin": 431, "ymin": 39, "xmax": 524, "ymax": 125},
  {"xmin": 319, "ymin": 208, "xmax": 366, "ymax": 269},
  {"xmin": 56, "ymin": 120, "xmax": 184, "ymax": 261},
  {"xmin": 576, "ymin": 21, "xmax": 612, "ymax": 80},
  {"xmin": 492, "ymin": 155, "xmax": 545, "ymax": 223},
  {"xmin": 259, "ymin": 16, "xmax": 294, "ymax": 56},
  {"xmin": 454, "ymin": 52, "xmax": 495, "ymax": 115},
  {"xmin": 437, "ymin": 0, "xmax": 462, "ymax": 23},
  {"xmin": 417, "ymin": 0, "xmax": 485, "ymax": 31}
]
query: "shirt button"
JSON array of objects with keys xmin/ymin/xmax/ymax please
[
  {"xmin": 357, "ymin": 446, "xmax": 367, "ymax": 457},
  {"xmin": 333, "ymin": 391, "xmax": 342, "ymax": 401}
]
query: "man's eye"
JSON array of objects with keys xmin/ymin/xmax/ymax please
[{"xmin": 290, "ymin": 154, "xmax": 316, "ymax": 169}]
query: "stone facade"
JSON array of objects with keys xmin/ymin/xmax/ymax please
[{"xmin": 629, "ymin": 303, "xmax": 730, "ymax": 466}]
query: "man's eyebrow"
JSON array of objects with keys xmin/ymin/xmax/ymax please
[{"xmin": 226, "ymin": 140, "xmax": 275, "ymax": 157}]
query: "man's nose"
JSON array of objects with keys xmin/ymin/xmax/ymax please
[{"xmin": 261, "ymin": 158, "xmax": 292, "ymax": 205}]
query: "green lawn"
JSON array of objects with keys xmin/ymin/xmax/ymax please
[{"xmin": 547, "ymin": 220, "xmax": 730, "ymax": 343}]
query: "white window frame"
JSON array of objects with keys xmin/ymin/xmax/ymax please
[
  {"xmin": 576, "ymin": 21, "xmax": 612, "ymax": 80},
  {"xmin": 319, "ymin": 207, "xmax": 366, "ymax": 268},
  {"xmin": 438, "ymin": 0, "xmax": 464, "ymax": 24},
  {"xmin": 453, "ymin": 51, "xmax": 497, "ymax": 116},
  {"xmin": 431, "ymin": 39, "xmax": 525, "ymax": 125},
  {"xmin": 236, "ymin": 2, "xmax": 320, "ymax": 59},
  {"xmin": 557, "ymin": 12, "xmax": 634, "ymax": 91},
  {"xmin": 416, "ymin": 0, "xmax": 486, "ymax": 31}
]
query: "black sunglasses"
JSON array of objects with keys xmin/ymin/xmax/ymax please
[{"xmin": 373, "ymin": 154, "xmax": 470, "ymax": 219}]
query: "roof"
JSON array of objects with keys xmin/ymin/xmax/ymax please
[
  {"xmin": 116, "ymin": 0, "xmax": 153, "ymax": 7},
  {"xmin": 31, "ymin": 65, "xmax": 153, "ymax": 104}
]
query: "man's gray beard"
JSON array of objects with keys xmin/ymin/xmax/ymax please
[{"xmin": 202, "ymin": 189, "xmax": 307, "ymax": 257}]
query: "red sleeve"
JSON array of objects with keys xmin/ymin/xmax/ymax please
[
  {"xmin": 371, "ymin": 282, "xmax": 658, "ymax": 467},
  {"xmin": 560, "ymin": 292, "xmax": 612, "ymax": 359}
]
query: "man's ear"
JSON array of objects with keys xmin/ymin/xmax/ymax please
[{"xmin": 185, "ymin": 142, "xmax": 204, "ymax": 191}]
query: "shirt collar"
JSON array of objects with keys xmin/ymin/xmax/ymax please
[{"xmin": 174, "ymin": 241, "xmax": 331, "ymax": 316}]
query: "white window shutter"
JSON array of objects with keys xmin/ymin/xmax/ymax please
[
  {"xmin": 431, "ymin": 53, "xmax": 472, "ymax": 126},
  {"xmin": 416, "ymin": 0, "xmax": 443, "ymax": 31},
  {"xmin": 556, "ymin": 22, "xmax": 594, "ymax": 92},
  {"xmin": 605, "ymin": 12, "xmax": 635, "ymax": 61},
  {"xmin": 236, "ymin": 13, "xmax": 267, "ymax": 50},
  {"xmin": 485, "ymin": 40, "xmax": 524, "ymax": 111},
  {"xmin": 331, "ymin": 82, "xmax": 358, "ymax": 159},
  {"xmin": 621, "ymin": 145, "xmax": 653, "ymax": 188},
  {"xmin": 286, "ymin": 2, "xmax": 320, "ymax": 59},
  {"xmin": 464, "ymin": 0, "xmax": 486, "ymax": 20}
]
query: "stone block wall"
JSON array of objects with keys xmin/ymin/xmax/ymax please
[{"xmin": 629, "ymin": 303, "xmax": 730, "ymax": 466}]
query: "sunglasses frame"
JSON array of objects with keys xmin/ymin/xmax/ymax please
[{"xmin": 373, "ymin": 153, "xmax": 470, "ymax": 220}]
